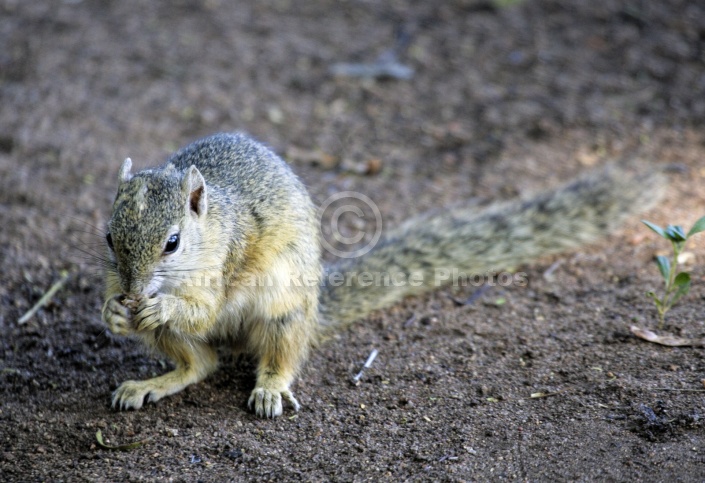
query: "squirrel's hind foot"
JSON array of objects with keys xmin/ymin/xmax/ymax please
[{"xmin": 247, "ymin": 386, "xmax": 300, "ymax": 418}]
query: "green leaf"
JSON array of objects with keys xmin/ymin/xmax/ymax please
[
  {"xmin": 642, "ymin": 220, "xmax": 667, "ymax": 239},
  {"xmin": 670, "ymin": 272, "xmax": 691, "ymax": 306},
  {"xmin": 655, "ymin": 255, "xmax": 671, "ymax": 282},
  {"xmin": 674, "ymin": 271, "xmax": 691, "ymax": 288},
  {"xmin": 665, "ymin": 225, "xmax": 687, "ymax": 242},
  {"xmin": 687, "ymin": 215, "xmax": 705, "ymax": 238}
]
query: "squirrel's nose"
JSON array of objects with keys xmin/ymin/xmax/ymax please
[{"xmin": 119, "ymin": 270, "xmax": 143, "ymax": 296}]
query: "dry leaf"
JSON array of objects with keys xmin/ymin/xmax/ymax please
[
  {"xmin": 95, "ymin": 430, "xmax": 150, "ymax": 451},
  {"xmin": 630, "ymin": 326, "xmax": 705, "ymax": 347}
]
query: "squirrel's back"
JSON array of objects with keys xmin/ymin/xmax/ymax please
[{"xmin": 167, "ymin": 133, "xmax": 308, "ymax": 205}]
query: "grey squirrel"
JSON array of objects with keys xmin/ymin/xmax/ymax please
[{"xmin": 101, "ymin": 132, "xmax": 665, "ymax": 417}]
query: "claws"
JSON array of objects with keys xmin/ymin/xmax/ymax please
[
  {"xmin": 133, "ymin": 295, "xmax": 165, "ymax": 332},
  {"xmin": 281, "ymin": 389, "xmax": 301, "ymax": 412},
  {"xmin": 247, "ymin": 387, "xmax": 300, "ymax": 418},
  {"xmin": 102, "ymin": 293, "xmax": 167, "ymax": 334},
  {"xmin": 102, "ymin": 295, "xmax": 133, "ymax": 335},
  {"xmin": 112, "ymin": 380, "xmax": 154, "ymax": 410}
]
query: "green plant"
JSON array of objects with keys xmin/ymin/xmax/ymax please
[{"xmin": 642, "ymin": 216, "xmax": 705, "ymax": 328}]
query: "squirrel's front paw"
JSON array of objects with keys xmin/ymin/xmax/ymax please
[
  {"xmin": 248, "ymin": 386, "xmax": 301, "ymax": 418},
  {"xmin": 133, "ymin": 294, "xmax": 168, "ymax": 332},
  {"xmin": 102, "ymin": 295, "xmax": 134, "ymax": 336}
]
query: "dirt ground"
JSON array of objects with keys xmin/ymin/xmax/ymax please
[{"xmin": 2, "ymin": 0, "xmax": 705, "ymax": 480}]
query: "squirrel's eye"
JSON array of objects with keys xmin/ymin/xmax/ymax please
[
  {"xmin": 164, "ymin": 233, "xmax": 180, "ymax": 255},
  {"xmin": 106, "ymin": 232, "xmax": 114, "ymax": 251}
]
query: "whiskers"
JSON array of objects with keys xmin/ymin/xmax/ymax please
[
  {"xmin": 65, "ymin": 216, "xmax": 113, "ymax": 270},
  {"xmin": 66, "ymin": 216, "xmax": 230, "ymax": 294},
  {"xmin": 151, "ymin": 265, "xmax": 226, "ymax": 292}
]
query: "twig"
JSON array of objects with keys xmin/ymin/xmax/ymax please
[
  {"xmin": 542, "ymin": 260, "xmax": 563, "ymax": 281},
  {"xmin": 529, "ymin": 391, "xmax": 562, "ymax": 399},
  {"xmin": 439, "ymin": 455, "xmax": 459, "ymax": 462},
  {"xmin": 352, "ymin": 348, "xmax": 379, "ymax": 384},
  {"xmin": 465, "ymin": 284, "xmax": 490, "ymax": 305},
  {"xmin": 449, "ymin": 284, "xmax": 491, "ymax": 306},
  {"xmin": 18, "ymin": 271, "xmax": 70, "ymax": 325},
  {"xmin": 651, "ymin": 388, "xmax": 705, "ymax": 392}
]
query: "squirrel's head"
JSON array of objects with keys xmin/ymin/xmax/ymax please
[{"xmin": 106, "ymin": 158, "xmax": 208, "ymax": 296}]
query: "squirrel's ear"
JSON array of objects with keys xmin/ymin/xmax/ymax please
[
  {"xmin": 183, "ymin": 165, "xmax": 207, "ymax": 217},
  {"xmin": 119, "ymin": 158, "xmax": 133, "ymax": 183}
]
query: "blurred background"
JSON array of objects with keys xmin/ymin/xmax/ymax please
[{"xmin": 1, "ymin": 0, "xmax": 704, "ymax": 480}]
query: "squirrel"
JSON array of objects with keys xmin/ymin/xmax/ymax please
[{"xmin": 102, "ymin": 132, "xmax": 665, "ymax": 417}]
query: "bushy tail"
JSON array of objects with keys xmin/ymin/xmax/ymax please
[{"xmin": 318, "ymin": 164, "xmax": 665, "ymax": 333}]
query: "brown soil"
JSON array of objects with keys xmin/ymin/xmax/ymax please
[{"xmin": 2, "ymin": 0, "xmax": 705, "ymax": 481}]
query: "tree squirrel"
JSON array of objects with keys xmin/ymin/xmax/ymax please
[{"xmin": 102, "ymin": 132, "xmax": 664, "ymax": 417}]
